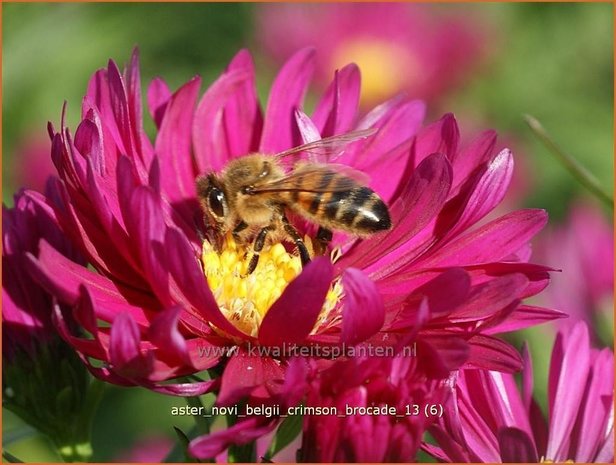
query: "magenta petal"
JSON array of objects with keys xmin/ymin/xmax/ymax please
[
  {"xmin": 144, "ymin": 378, "xmax": 217, "ymax": 397},
  {"xmin": 498, "ymin": 427, "xmax": 539, "ymax": 462},
  {"xmin": 446, "ymin": 148, "xmax": 515, "ymax": 239},
  {"xmin": 124, "ymin": 48, "xmax": 149, "ymax": 166},
  {"xmin": 574, "ymin": 348, "xmax": 614, "ymax": 461},
  {"xmin": 346, "ymin": 99, "xmax": 425, "ymax": 171},
  {"xmin": 107, "ymin": 59, "xmax": 137, "ymax": 158},
  {"xmin": 217, "ymin": 351, "xmax": 285, "ymax": 406},
  {"xmin": 155, "ymin": 76, "xmax": 201, "ymax": 202},
  {"xmin": 189, "ymin": 416, "xmax": 275, "ymax": 460},
  {"xmin": 109, "ymin": 312, "xmax": 150, "ymax": 378},
  {"xmin": 74, "ymin": 118, "xmax": 104, "ymax": 174},
  {"xmin": 421, "ymin": 440, "xmax": 464, "ymax": 462},
  {"xmin": 466, "ymin": 335, "xmax": 522, "ymax": 373},
  {"xmin": 406, "ymin": 268, "xmax": 471, "ymax": 320},
  {"xmin": 355, "ymin": 94, "xmax": 405, "ymax": 130},
  {"xmin": 86, "ymin": 68, "xmax": 127, "ymax": 156},
  {"xmin": 546, "ymin": 321, "xmax": 590, "ymax": 461},
  {"xmin": 148, "ymin": 307, "xmax": 191, "ymax": 366},
  {"xmin": 418, "ymin": 336, "xmax": 470, "ymax": 378},
  {"xmin": 342, "ymin": 152, "xmax": 452, "ymax": 275},
  {"xmin": 521, "ymin": 343, "xmax": 534, "ymax": 412},
  {"xmin": 125, "ymin": 186, "xmax": 172, "ymax": 306},
  {"xmin": 259, "ymin": 257, "xmax": 333, "ymax": 346},
  {"xmin": 83, "ymin": 158, "xmax": 114, "ymax": 233},
  {"xmin": 448, "ymin": 274, "xmax": 528, "ymax": 322},
  {"xmin": 294, "ymin": 109, "xmax": 321, "ymax": 144},
  {"xmin": 451, "ymin": 130, "xmax": 497, "ymax": 190},
  {"xmin": 25, "ymin": 240, "xmax": 154, "ymax": 326},
  {"xmin": 192, "ymin": 69, "xmax": 252, "ymax": 173},
  {"xmin": 223, "ymin": 49, "xmax": 263, "ymax": 157},
  {"xmin": 423, "ymin": 209, "xmax": 548, "ymax": 267},
  {"xmin": 483, "ymin": 304, "xmax": 566, "ymax": 335},
  {"xmin": 341, "ymin": 268, "xmax": 384, "ymax": 345},
  {"xmin": 148, "ymin": 155, "xmax": 161, "ymax": 192},
  {"xmin": 411, "ymin": 113, "xmax": 459, "ymax": 164},
  {"xmin": 52, "ymin": 288, "xmax": 106, "ymax": 361},
  {"xmin": 595, "ymin": 428, "xmax": 614, "ymax": 462},
  {"xmin": 164, "ymin": 228, "xmax": 244, "ymax": 338},
  {"xmin": 312, "ymin": 64, "xmax": 360, "ymax": 137},
  {"xmin": 259, "ymin": 48, "xmax": 315, "ymax": 153},
  {"xmin": 147, "ymin": 77, "xmax": 171, "ymax": 129}
]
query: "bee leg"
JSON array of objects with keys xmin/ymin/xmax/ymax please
[
  {"xmin": 281, "ymin": 217, "xmax": 311, "ymax": 266},
  {"xmin": 232, "ymin": 220, "xmax": 248, "ymax": 242},
  {"xmin": 314, "ymin": 227, "xmax": 333, "ymax": 256},
  {"xmin": 246, "ymin": 227, "xmax": 271, "ymax": 275}
]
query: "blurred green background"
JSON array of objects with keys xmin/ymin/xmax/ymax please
[{"xmin": 2, "ymin": 2, "xmax": 613, "ymax": 462}]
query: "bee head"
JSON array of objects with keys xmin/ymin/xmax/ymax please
[{"xmin": 196, "ymin": 174, "xmax": 229, "ymax": 224}]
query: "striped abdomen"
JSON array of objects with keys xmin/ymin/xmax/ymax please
[{"xmin": 285, "ymin": 170, "xmax": 392, "ymax": 235}]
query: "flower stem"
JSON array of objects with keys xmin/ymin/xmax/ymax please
[
  {"xmin": 54, "ymin": 378, "xmax": 105, "ymax": 462},
  {"xmin": 524, "ymin": 114, "xmax": 613, "ymax": 208}
]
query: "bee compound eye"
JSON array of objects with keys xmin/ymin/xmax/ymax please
[{"xmin": 208, "ymin": 188, "xmax": 226, "ymax": 219}]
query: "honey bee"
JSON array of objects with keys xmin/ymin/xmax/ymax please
[{"xmin": 196, "ymin": 128, "xmax": 391, "ymax": 275}]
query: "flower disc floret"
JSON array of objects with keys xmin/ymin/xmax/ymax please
[{"xmin": 202, "ymin": 235, "xmax": 343, "ymax": 337}]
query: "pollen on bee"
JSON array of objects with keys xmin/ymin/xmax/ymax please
[{"xmin": 201, "ymin": 233, "xmax": 343, "ymax": 338}]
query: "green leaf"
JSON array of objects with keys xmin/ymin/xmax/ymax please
[
  {"xmin": 164, "ymin": 425, "xmax": 195, "ymax": 463},
  {"xmin": 263, "ymin": 414, "xmax": 303, "ymax": 461},
  {"xmin": 172, "ymin": 426, "xmax": 199, "ymax": 463},
  {"xmin": 228, "ymin": 441, "xmax": 256, "ymax": 463}
]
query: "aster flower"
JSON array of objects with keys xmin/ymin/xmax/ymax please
[
  {"xmin": 538, "ymin": 202, "xmax": 614, "ymax": 339},
  {"xmin": 10, "ymin": 131, "xmax": 56, "ymax": 193},
  {"xmin": 20, "ymin": 48, "xmax": 561, "ymax": 456},
  {"xmin": 255, "ymin": 3, "xmax": 489, "ymax": 106},
  {"xmin": 424, "ymin": 321, "xmax": 614, "ymax": 462},
  {"xmin": 116, "ymin": 435, "xmax": 173, "ymax": 462},
  {"xmin": 3, "ymin": 190, "xmax": 101, "ymax": 462},
  {"xmin": 298, "ymin": 353, "xmax": 448, "ymax": 462}
]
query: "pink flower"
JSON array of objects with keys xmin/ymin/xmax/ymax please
[
  {"xmin": 189, "ymin": 357, "xmax": 308, "ymax": 460},
  {"xmin": 255, "ymin": 3, "xmax": 489, "ymax": 106},
  {"xmin": 3, "ymin": 189, "xmax": 82, "ymax": 359},
  {"xmin": 10, "ymin": 132, "xmax": 56, "ymax": 193},
  {"xmin": 19, "ymin": 48, "xmax": 560, "ymax": 456},
  {"xmin": 425, "ymin": 321, "xmax": 614, "ymax": 462},
  {"xmin": 539, "ymin": 202, "xmax": 613, "ymax": 336},
  {"xmin": 298, "ymin": 354, "xmax": 448, "ymax": 462},
  {"xmin": 116, "ymin": 435, "xmax": 173, "ymax": 463},
  {"xmin": 2, "ymin": 191, "xmax": 98, "ymax": 462}
]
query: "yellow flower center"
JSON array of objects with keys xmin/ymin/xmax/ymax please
[
  {"xmin": 331, "ymin": 38, "xmax": 417, "ymax": 104},
  {"xmin": 201, "ymin": 234, "xmax": 343, "ymax": 337}
]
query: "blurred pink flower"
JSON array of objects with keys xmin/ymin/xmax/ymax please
[
  {"xmin": 299, "ymin": 354, "xmax": 448, "ymax": 462},
  {"xmin": 425, "ymin": 321, "xmax": 614, "ymax": 462},
  {"xmin": 116, "ymin": 435, "xmax": 173, "ymax": 463},
  {"xmin": 11, "ymin": 132, "xmax": 56, "ymax": 193},
  {"xmin": 255, "ymin": 3, "xmax": 489, "ymax": 106},
  {"xmin": 189, "ymin": 357, "xmax": 307, "ymax": 459},
  {"xmin": 18, "ymin": 48, "xmax": 561, "ymax": 456},
  {"xmin": 539, "ymin": 202, "xmax": 613, "ymax": 336},
  {"xmin": 2, "ymin": 190, "xmax": 96, "ymax": 462},
  {"xmin": 3, "ymin": 189, "xmax": 82, "ymax": 359}
]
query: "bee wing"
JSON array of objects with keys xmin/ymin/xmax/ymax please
[
  {"xmin": 250, "ymin": 164, "xmax": 370, "ymax": 194},
  {"xmin": 274, "ymin": 128, "xmax": 378, "ymax": 164}
]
